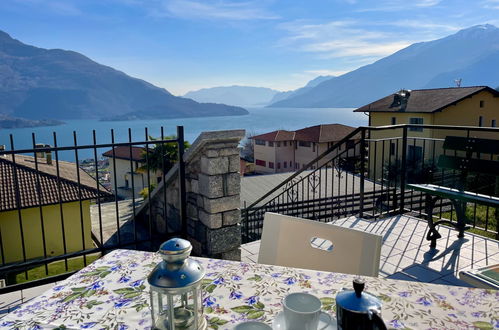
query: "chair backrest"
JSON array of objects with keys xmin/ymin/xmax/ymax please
[{"xmin": 258, "ymin": 213, "xmax": 382, "ymax": 277}]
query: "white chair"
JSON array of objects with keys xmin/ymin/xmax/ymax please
[{"xmin": 257, "ymin": 212, "xmax": 382, "ymax": 277}]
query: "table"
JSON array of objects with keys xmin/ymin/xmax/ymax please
[{"xmin": 1, "ymin": 249, "xmax": 498, "ymax": 329}]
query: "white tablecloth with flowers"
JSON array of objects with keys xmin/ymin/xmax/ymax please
[{"xmin": 1, "ymin": 249, "xmax": 498, "ymax": 329}]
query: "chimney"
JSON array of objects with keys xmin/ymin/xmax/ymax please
[
  {"xmin": 391, "ymin": 89, "xmax": 411, "ymax": 111},
  {"xmin": 34, "ymin": 143, "xmax": 53, "ymax": 165},
  {"xmin": 0, "ymin": 145, "xmax": 5, "ymax": 157}
]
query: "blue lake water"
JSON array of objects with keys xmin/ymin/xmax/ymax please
[{"xmin": 0, "ymin": 107, "xmax": 366, "ymax": 161}]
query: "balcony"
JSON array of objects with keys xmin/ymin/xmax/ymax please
[{"xmin": 1, "ymin": 124, "xmax": 498, "ymax": 321}]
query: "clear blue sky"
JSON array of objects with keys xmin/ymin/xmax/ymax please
[{"xmin": 1, "ymin": 0, "xmax": 498, "ymax": 95}]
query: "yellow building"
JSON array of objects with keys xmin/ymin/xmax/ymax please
[
  {"xmin": 354, "ymin": 86, "xmax": 499, "ymax": 179},
  {"xmin": 0, "ymin": 154, "xmax": 111, "ymax": 264}
]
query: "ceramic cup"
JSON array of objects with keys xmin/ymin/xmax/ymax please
[
  {"xmin": 234, "ymin": 321, "xmax": 273, "ymax": 330},
  {"xmin": 283, "ymin": 292, "xmax": 332, "ymax": 330}
]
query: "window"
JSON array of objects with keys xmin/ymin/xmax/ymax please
[
  {"xmin": 295, "ymin": 163, "xmax": 299, "ymax": 169},
  {"xmin": 255, "ymin": 159, "xmax": 266, "ymax": 167},
  {"xmin": 391, "ymin": 117, "xmax": 396, "ymax": 125},
  {"xmin": 492, "ymin": 119, "xmax": 497, "ymax": 127},
  {"xmin": 283, "ymin": 141, "xmax": 287, "ymax": 146},
  {"xmin": 312, "ymin": 143, "xmax": 316, "ymax": 152},
  {"xmin": 480, "ymin": 100, "xmax": 484, "ymax": 108},
  {"xmin": 277, "ymin": 162, "xmax": 281, "ymax": 169},
  {"xmin": 276, "ymin": 142, "xmax": 281, "ymax": 147},
  {"xmin": 283, "ymin": 161, "xmax": 287, "ymax": 168},
  {"xmin": 135, "ymin": 161, "xmax": 140, "ymax": 170},
  {"xmin": 125, "ymin": 178, "xmax": 129, "ymax": 188},
  {"xmin": 255, "ymin": 139, "xmax": 265, "ymax": 146},
  {"xmin": 299, "ymin": 141, "xmax": 311, "ymax": 147},
  {"xmin": 409, "ymin": 118, "xmax": 423, "ymax": 131},
  {"xmin": 269, "ymin": 162, "xmax": 274, "ymax": 169},
  {"xmin": 268, "ymin": 141, "xmax": 274, "ymax": 147},
  {"xmin": 408, "ymin": 145, "xmax": 423, "ymax": 162},
  {"xmin": 289, "ymin": 161, "xmax": 293, "ymax": 167},
  {"xmin": 390, "ymin": 142, "xmax": 396, "ymax": 156},
  {"xmin": 479, "ymin": 116, "xmax": 483, "ymax": 127}
]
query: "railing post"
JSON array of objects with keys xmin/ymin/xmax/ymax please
[
  {"xmin": 177, "ymin": 126, "xmax": 188, "ymax": 238},
  {"xmin": 359, "ymin": 128, "xmax": 366, "ymax": 218},
  {"xmin": 399, "ymin": 126, "xmax": 408, "ymax": 213},
  {"xmin": 243, "ymin": 201, "xmax": 248, "ymax": 243}
]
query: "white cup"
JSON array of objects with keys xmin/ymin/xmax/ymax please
[{"xmin": 283, "ymin": 293, "xmax": 332, "ymax": 330}]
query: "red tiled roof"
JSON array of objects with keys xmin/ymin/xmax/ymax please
[
  {"xmin": 250, "ymin": 130, "xmax": 295, "ymax": 142},
  {"xmin": 294, "ymin": 124, "xmax": 357, "ymax": 143},
  {"xmin": 354, "ymin": 86, "xmax": 499, "ymax": 113},
  {"xmin": 0, "ymin": 155, "xmax": 111, "ymax": 212},
  {"xmin": 102, "ymin": 146, "xmax": 145, "ymax": 161}
]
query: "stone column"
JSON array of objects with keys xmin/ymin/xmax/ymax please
[
  {"xmin": 186, "ymin": 130, "xmax": 244, "ymax": 260},
  {"xmin": 135, "ymin": 130, "xmax": 245, "ymax": 261}
]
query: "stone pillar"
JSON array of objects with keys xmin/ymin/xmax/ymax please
[
  {"xmin": 135, "ymin": 130, "xmax": 245, "ymax": 261},
  {"xmin": 186, "ymin": 130, "xmax": 244, "ymax": 260}
]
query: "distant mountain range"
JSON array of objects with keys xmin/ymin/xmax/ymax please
[
  {"xmin": 269, "ymin": 75, "xmax": 333, "ymax": 105},
  {"xmin": 184, "ymin": 86, "xmax": 280, "ymax": 107},
  {"xmin": 183, "ymin": 76, "xmax": 334, "ymax": 107},
  {"xmin": 269, "ymin": 24, "xmax": 499, "ymax": 108},
  {"xmin": 0, "ymin": 30, "xmax": 248, "ymax": 124}
]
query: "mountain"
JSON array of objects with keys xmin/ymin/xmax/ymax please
[
  {"xmin": 184, "ymin": 86, "xmax": 279, "ymax": 107},
  {"xmin": 0, "ymin": 30, "xmax": 248, "ymax": 121},
  {"xmin": 424, "ymin": 50, "xmax": 499, "ymax": 88},
  {"xmin": 269, "ymin": 24, "xmax": 499, "ymax": 108},
  {"xmin": 268, "ymin": 75, "xmax": 334, "ymax": 104}
]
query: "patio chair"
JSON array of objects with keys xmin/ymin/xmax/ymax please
[{"xmin": 258, "ymin": 212, "xmax": 382, "ymax": 277}]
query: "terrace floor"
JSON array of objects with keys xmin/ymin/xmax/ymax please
[{"xmin": 241, "ymin": 214, "xmax": 499, "ymax": 286}]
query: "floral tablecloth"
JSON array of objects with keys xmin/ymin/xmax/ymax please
[{"xmin": 1, "ymin": 249, "xmax": 498, "ymax": 329}]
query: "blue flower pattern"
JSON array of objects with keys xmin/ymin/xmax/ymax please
[{"xmin": 1, "ymin": 249, "xmax": 496, "ymax": 329}]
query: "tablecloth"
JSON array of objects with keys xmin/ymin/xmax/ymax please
[{"xmin": 1, "ymin": 249, "xmax": 498, "ymax": 329}]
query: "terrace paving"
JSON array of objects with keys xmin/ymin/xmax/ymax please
[{"xmin": 241, "ymin": 214, "xmax": 499, "ymax": 286}]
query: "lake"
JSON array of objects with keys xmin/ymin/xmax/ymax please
[{"xmin": 0, "ymin": 107, "xmax": 366, "ymax": 161}]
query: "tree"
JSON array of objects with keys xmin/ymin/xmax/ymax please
[
  {"xmin": 139, "ymin": 136, "xmax": 191, "ymax": 175},
  {"xmin": 241, "ymin": 131, "xmax": 255, "ymax": 162}
]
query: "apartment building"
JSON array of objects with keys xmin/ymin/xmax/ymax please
[
  {"xmin": 354, "ymin": 86, "xmax": 499, "ymax": 179},
  {"xmin": 251, "ymin": 124, "xmax": 357, "ymax": 174}
]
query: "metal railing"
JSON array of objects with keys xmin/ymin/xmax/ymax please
[
  {"xmin": 241, "ymin": 124, "xmax": 499, "ymax": 243},
  {"xmin": 0, "ymin": 126, "xmax": 187, "ymax": 292}
]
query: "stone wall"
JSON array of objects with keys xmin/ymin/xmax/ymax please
[{"xmin": 135, "ymin": 130, "xmax": 245, "ymax": 260}]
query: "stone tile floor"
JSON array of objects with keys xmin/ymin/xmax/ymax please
[{"xmin": 241, "ymin": 214, "xmax": 499, "ymax": 287}]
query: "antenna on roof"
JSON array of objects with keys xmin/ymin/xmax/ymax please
[{"xmin": 454, "ymin": 78, "xmax": 462, "ymax": 87}]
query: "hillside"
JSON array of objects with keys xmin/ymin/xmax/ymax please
[
  {"xmin": 269, "ymin": 75, "xmax": 334, "ymax": 104},
  {"xmin": 0, "ymin": 30, "xmax": 248, "ymax": 121},
  {"xmin": 269, "ymin": 25, "xmax": 499, "ymax": 108},
  {"xmin": 184, "ymin": 86, "xmax": 279, "ymax": 107}
]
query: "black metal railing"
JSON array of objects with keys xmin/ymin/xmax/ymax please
[
  {"xmin": 241, "ymin": 124, "xmax": 499, "ymax": 243},
  {"xmin": 0, "ymin": 126, "xmax": 187, "ymax": 292}
]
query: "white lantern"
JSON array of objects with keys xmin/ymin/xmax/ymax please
[{"xmin": 148, "ymin": 238, "xmax": 206, "ymax": 330}]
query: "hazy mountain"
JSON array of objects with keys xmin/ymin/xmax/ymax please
[
  {"xmin": 269, "ymin": 25, "xmax": 499, "ymax": 108},
  {"xmin": 0, "ymin": 30, "xmax": 248, "ymax": 122},
  {"xmin": 424, "ymin": 50, "xmax": 499, "ymax": 88},
  {"xmin": 184, "ymin": 86, "xmax": 279, "ymax": 107},
  {"xmin": 269, "ymin": 75, "xmax": 334, "ymax": 104}
]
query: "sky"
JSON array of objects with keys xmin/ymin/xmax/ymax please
[{"xmin": 1, "ymin": 0, "xmax": 499, "ymax": 95}]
